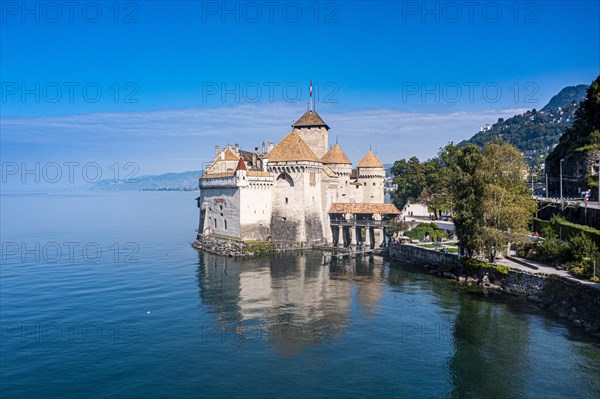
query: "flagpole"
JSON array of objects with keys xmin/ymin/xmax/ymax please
[{"xmin": 310, "ymin": 79, "xmax": 313, "ymax": 111}]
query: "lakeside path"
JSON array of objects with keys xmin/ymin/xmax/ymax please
[{"xmin": 495, "ymin": 256, "xmax": 600, "ymax": 290}]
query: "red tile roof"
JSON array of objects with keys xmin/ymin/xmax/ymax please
[
  {"xmin": 223, "ymin": 148, "xmax": 239, "ymax": 161},
  {"xmin": 321, "ymin": 144, "xmax": 352, "ymax": 165},
  {"xmin": 292, "ymin": 110, "xmax": 329, "ymax": 129},
  {"xmin": 329, "ymin": 203, "xmax": 401, "ymax": 215},
  {"xmin": 236, "ymin": 158, "xmax": 247, "ymax": 171},
  {"xmin": 356, "ymin": 151, "xmax": 384, "ymax": 168},
  {"xmin": 200, "ymin": 172, "xmax": 235, "ymax": 179},
  {"xmin": 267, "ymin": 131, "xmax": 321, "ymax": 163}
]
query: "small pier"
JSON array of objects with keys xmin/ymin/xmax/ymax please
[{"xmin": 319, "ymin": 245, "xmax": 384, "ymax": 263}]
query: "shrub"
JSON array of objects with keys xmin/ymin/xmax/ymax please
[
  {"xmin": 493, "ymin": 264, "xmax": 511, "ymax": 275},
  {"xmin": 404, "ymin": 223, "xmax": 447, "ymax": 242},
  {"xmin": 568, "ymin": 232, "xmax": 598, "ymax": 261},
  {"xmin": 537, "ymin": 226, "xmax": 570, "ymax": 264},
  {"xmin": 518, "ymin": 242, "xmax": 536, "ymax": 259},
  {"xmin": 566, "ymin": 259, "xmax": 592, "ymax": 278},
  {"xmin": 460, "ymin": 257, "xmax": 490, "ymax": 272},
  {"xmin": 533, "ymin": 216, "xmax": 600, "ymax": 248}
]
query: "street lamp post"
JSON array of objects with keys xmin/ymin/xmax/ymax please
[{"xmin": 560, "ymin": 158, "xmax": 564, "ymax": 206}]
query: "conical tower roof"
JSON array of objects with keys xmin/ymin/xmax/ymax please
[
  {"xmin": 321, "ymin": 144, "xmax": 352, "ymax": 165},
  {"xmin": 235, "ymin": 157, "xmax": 247, "ymax": 171},
  {"xmin": 267, "ymin": 131, "xmax": 321, "ymax": 162},
  {"xmin": 356, "ymin": 150, "xmax": 384, "ymax": 168},
  {"xmin": 292, "ymin": 110, "xmax": 329, "ymax": 129}
]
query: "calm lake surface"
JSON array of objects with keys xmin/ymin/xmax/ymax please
[{"xmin": 1, "ymin": 191, "xmax": 599, "ymax": 398}]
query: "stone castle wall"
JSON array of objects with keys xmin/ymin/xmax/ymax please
[
  {"xmin": 294, "ymin": 126, "xmax": 328, "ymax": 158},
  {"xmin": 239, "ymin": 180, "xmax": 273, "ymax": 240},
  {"xmin": 200, "ymin": 187, "xmax": 241, "ymax": 238},
  {"xmin": 269, "ymin": 164, "xmax": 325, "ymax": 243}
]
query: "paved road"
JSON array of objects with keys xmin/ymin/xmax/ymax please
[{"xmin": 536, "ymin": 196, "xmax": 600, "ymax": 210}]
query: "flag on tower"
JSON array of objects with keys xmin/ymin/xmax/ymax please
[{"xmin": 310, "ymin": 80, "xmax": 313, "ymax": 97}]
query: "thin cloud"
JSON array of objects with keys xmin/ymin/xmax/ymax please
[{"xmin": 1, "ymin": 104, "xmax": 527, "ymax": 172}]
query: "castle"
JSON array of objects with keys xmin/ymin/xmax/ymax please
[{"xmin": 197, "ymin": 107, "xmax": 400, "ymax": 247}]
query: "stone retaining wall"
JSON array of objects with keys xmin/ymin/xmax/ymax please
[{"xmin": 386, "ymin": 244, "xmax": 600, "ymax": 338}]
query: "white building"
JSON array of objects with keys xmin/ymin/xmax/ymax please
[{"xmin": 197, "ymin": 108, "xmax": 400, "ymax": 246}]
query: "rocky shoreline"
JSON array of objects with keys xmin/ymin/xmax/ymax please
[
  {"xmin": 387, "ymin": 244, "xmax": 600, "ymax": 340},
  {"xmin": 193, "ymin": 235, "xmax": 311, "ymax": 257},
  {"xmin": 193, "ymin": 236, "xmax": 256, "ymax": 257}
]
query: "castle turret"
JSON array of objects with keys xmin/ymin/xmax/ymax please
[
  {"xmin": 235, "ymin": 157, "xmax": 249, "ymax": 187},
  {"xmin": 356, "ymin": 150, "xmax": 385, "ymax": 203},
  {"xmin": 291, "ymin": 110, "xmax": 329, "ymax": 158},
  {"xmin": 321, "ymin": 143, "xmax": 353, "ymax": 202}
]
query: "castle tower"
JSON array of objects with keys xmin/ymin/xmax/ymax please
[
  {"xmin": 267, "ymin": 131, "xmax": 325, "ymax": 244},
  {"xmin": 321, "ymin": 144, "xmax": 353, "ymax": 202},
  {"xmin": 291, "ymin": 110, "xmax": 330, "ymax": 158},
  {"xmin": 356, "ymin": 150, "xmax": 385, "ymax": 203}
]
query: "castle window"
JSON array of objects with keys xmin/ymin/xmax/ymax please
[
  {"xmin": 224, "ymin": 220, "xmax": 228, "ymax": 230},
  {"xmin": 214, "ymin": 219, "xmax": 217, "ymax": 228},
  {"xmin": 364, "ymin": 182, "xmax": 367, "ymax": 186},
  {"xmin": 285, "ymin": 197, "xmax": 288, "ymax": 204},
  {"xmin": 282, "ymin": 217, "xmax": 287, "ymax": 221},
  {"xmin": 220, "ymin": 205, "xmax": 223, "ymax": 210},
  {"xmin": 373, "ymin": 182, "xmax": 376, "ymax": 186}
]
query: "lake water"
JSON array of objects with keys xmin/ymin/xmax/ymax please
[{"xmin": 1, "ymin": 191, "xmax": 599, "ymax": 398}]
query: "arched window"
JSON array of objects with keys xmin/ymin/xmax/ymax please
[{"xmin": 275, "ymin": 172, "xmax": 294, "ymax": 187}]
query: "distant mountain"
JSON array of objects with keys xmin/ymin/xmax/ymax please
[
  {"xmin": 541, "ymin": 84, "xmax": 589, "ymax": 111},
  {"xmin": 461, "ymin": 84, "xmax": 589, "ymax": 162},
  {"xmin": 93, "ymin": 171, "xmax": 201, "ymax": 191}
]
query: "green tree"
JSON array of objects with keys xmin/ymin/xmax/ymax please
[
  {"xmin": 441, "ymin": 143, "xmax": 485, "ymax": 257},
  {"xmin": 439, "ymin": 140, "xmax": 536, "ymax": 261},
  {"xmin": 477, "ymin": 139, "xmax": 538, "ymax": 262},
  {"xmin": 419, "ymin": 157, "xmax": 451, "ymax": 217},
  {"xmin": 386, "ymin": 219, "xmax": 410, "ymax": 237},
  {"xmin": 391, "ymin": 156, "xmax": 426, "ymax": 209}
]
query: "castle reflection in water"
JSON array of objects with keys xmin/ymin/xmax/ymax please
[{"xmin": 196, "ymin": 251, "xmax": 386, "ymax": 355}]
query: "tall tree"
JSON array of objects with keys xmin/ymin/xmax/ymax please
[
  {"xmin": 477, "ymin": 139, "xmax": 537, "ymax": 261},
  {"xmin": 441, "ymin": 143, "xmax": 486, "ymax": 257},
  {"xmin": 390, "ymin": 156, "xmax": 426, "ymax": 209}
]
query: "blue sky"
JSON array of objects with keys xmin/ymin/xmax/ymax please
[{"xmin": 1, "ymin": 1, "xmax": 599, "ymax": 188}]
